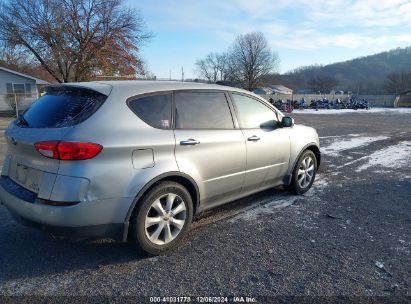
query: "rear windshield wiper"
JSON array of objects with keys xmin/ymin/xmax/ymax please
[{"xmin": 18, "ymin": 115, "xmax": 29, "ymax": 127}]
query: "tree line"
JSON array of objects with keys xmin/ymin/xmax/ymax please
[
  {"xmin": 197, "ymin": 42, "xmax": 411, "ymax": 94},
  {"xmin": 385, "ymin": 71, "xmax": 411, "ymax": 94},
  {"xmin": 274, "ymin": 47, "xmax": 411, "ymax": 94}
]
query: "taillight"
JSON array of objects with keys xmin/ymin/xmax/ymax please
[
  {"xmin": 34, "ymin": 141, "xmax": 59, "ymax": 159},
  {"xmin": 34, "ymin": 141, "xmax": 103, "ymax": 160},
  {"xmin": 57, "ymin": 142, "xmax": 103, "ymax": 160}
]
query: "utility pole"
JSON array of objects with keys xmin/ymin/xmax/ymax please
[
  {"xmin": 181, "ymin": 66, "xmax": 184, "ymax": 82},
  {"xmin": 169, "ymin": 70, "xmax": 171, "ymax": 81}
]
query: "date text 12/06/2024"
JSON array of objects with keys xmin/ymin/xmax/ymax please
[{"xmin": 149, "ymin": 296, "xmax": 257, "ymax": 303}]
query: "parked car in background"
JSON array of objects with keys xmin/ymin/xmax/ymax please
[{"xmin": 0, "ymin": 81, "xmax": 320, "ymax": 255}]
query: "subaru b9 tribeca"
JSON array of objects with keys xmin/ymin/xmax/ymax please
[{"xmin": 0, "ymin": 81, "xmax": 320, "ymax": 255}]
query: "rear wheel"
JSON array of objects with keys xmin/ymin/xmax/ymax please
[
  {"xmin": 289, "ymin": 150, "xmax": 317, "ymax": 195},
  {"xmin": 130, "ymin": 181, "xmax": 193, "ymax": 255}
]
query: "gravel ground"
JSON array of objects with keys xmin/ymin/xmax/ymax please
[{"xmin": 0, "ymin": 111, "xmax": 410, "ymax": 300}]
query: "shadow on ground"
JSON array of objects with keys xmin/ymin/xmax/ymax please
[{"xmin": 0, "ymin": 186, "xmax": 292, "ymax": 281}]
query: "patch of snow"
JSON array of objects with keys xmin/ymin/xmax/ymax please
[
  {"xmin": 232, "ymin": 175, "xmax": 328, "ymax": 222},
  {"xmin": 293, "ymin": 108, "xmax": 411, "ymax": 115},
  {"xmin": 312, "ymin": 174, "xmax": 328, "ymax": 189},
  {"xmin": 321, "ymin": 135, "xmax": 389, "ymax": 156},
  {"xmin": 356, "ymin": 141, "xmax": 411, "ymax": 172},
  {"xmin": 229, "ymin": 197, "xmax": 299, "ymax": 221},
  {"xmin": 319, "ymin": 135, "xmax": 359, "ymax": 139},
  {"xmin": 350, "ymin": 151, "xmax": 367, "ymax": 155},
  {"xmin": 337, "ymin": 155, "xmax": 369, "ymax": 169}
]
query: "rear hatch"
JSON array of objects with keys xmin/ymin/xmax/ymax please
[{"xmin": 4, "ymin": 85, "xmax": 109, "ymax": 195}]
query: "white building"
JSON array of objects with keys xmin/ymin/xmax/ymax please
[
  {"xmin": 267, "ymin": 85, "xmax": 293, "ymax": 95},
  {"xmin": 0, "ymin": 67, "xmax": 49, "ymax": 112},
  {"xmin": 253, "ymin": 85, "xmax": 293, "ymax": 95}
]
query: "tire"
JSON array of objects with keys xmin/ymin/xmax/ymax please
[
  {"xmin": 289, "ymin": 150, "xmax": 317, "ymax": 195},
  {"xmin": 130, "ymin": 181, "xmax": 193, "ymax": 255}
]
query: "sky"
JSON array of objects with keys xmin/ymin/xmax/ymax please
[{"xmin": 131, "ymin": 0, "xmax": 411, "ymax": 79}]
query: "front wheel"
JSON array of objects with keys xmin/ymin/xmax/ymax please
[
  {"xmin": 130, "ymin": 181, "xmax": 193, "ymax": 255},
  {"xmin": 289, "ymin": 150, "xmax": 317, "ymax": 195}
]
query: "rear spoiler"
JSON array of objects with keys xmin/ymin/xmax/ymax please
[{"xmin": 45, "ymin": 83, "xmax": 112, "ymax": 96}]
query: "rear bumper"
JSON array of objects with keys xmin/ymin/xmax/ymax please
[
  {"xmin": 0, "ymin": 176, "xmax": 129, "ymax": 240},
  {"xmin": 8, "ymin": 211, "xmax": 123, "ymax": 240}
]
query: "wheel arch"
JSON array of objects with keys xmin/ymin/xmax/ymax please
[
  {"xmin": 122, "ymin": 171, "xmax": 200, "ymax": 242},
  {"xmin": 307, "ymin": 145, "xmax": 321, "ymax": 168},
  {"xmin": 283, "ymin": 143, "xmax": 321, "ymax": 185}
]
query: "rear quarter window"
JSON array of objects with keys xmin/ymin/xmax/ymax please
[
  {"xmin": 18, "ymin": 87, "xmax": 107, "ymax": 128},
  {"xmin": 128, "ymin": 93, "xmax": 172, "ymax": 129}
]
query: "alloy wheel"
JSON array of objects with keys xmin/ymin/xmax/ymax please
[
  {"xmin": 297, "ymin": 156, "xmax": 315, "ymax": 188},
  {"xmin": 144, "ymin": 193, "xmax": 187, "ymax": 245}
]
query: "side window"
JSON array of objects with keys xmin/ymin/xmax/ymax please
[
  {"xmin": 6, "ymin": 83, "xmax": 13, "ymax": 94},
  {"xmin": 128, "ymin": 93, "xmax": 172, "ymax": 129},
  {"xmin": 25, "ymin": 83, "xmax": 32, "ymax": 97},
  {"xmin": 232, "ymin": 94, "xmax": 279, "ymax": 129},
  {"xmin": 13, "ymin": 84, "xmax": 25, "ymax": 94},
  {"xmin": 5, "ymin": 83, "xmax": 32, "ymax": 97},
  {"xmin": 175, "ymin": 92, "xmax": 234, "ymax": 129}
]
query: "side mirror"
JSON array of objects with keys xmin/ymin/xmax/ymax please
[{"xmin": 282, "ymin": 116, "xmax": 294, "ymax": 128}]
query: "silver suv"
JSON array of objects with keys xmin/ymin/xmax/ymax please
[{"xmin": 0, "ymin": 81, "xmax": 320, "ymax": 255}]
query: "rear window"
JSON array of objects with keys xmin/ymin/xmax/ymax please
[
  {"xmin": 17, "ymin": 87, "xmax": 107, "ymax": 128},
  {"xmin": 128, "ymin": 93, "xmax": 172, "ymax": 129}
]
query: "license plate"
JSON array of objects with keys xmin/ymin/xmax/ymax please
[
  {"xmin": 16, "ymin": 163, "xmax": 28, "ymax": 184},
  {"xmin": 12, "ymin": 163, "xmax": 41, "ymax": 193}
]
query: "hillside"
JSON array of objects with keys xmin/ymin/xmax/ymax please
[{"xmin": 277, "ymin": 47, "xmax": 411, "ymax": 94}]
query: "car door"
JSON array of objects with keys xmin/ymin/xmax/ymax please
[
  {"xmin": 173, "ymin": 91, "xmax": 246, "ymax": 207},
  {"xmin": 230, "ymin": 93, "xmax": 290, "ymax": 192}
]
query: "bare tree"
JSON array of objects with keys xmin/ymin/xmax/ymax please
[
  {"xmin": 195, "ymin": 57, "xmax": 215, "ymax": 83},
  {"xmin": 0, "ymin": 0, "xmax": 151, "ymax": 83},
  {"xmin": 215, "ymin": 52, "xmax": 229, "ymax": 81},
  {"xmin": 195, "ymin": 52, "xmax": 229, "ymax": 83},
  {"xmin": 229, "ymin": 32, "xmax": 279, "ymax": 90}
]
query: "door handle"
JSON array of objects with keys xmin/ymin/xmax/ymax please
[
  {"xmin": 247, "ymin": 135, "xmax": 260, "ymax": 142},
  {"xmin": 180, "ymin": 139, "xmax": 200, "ymax": 146}
]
